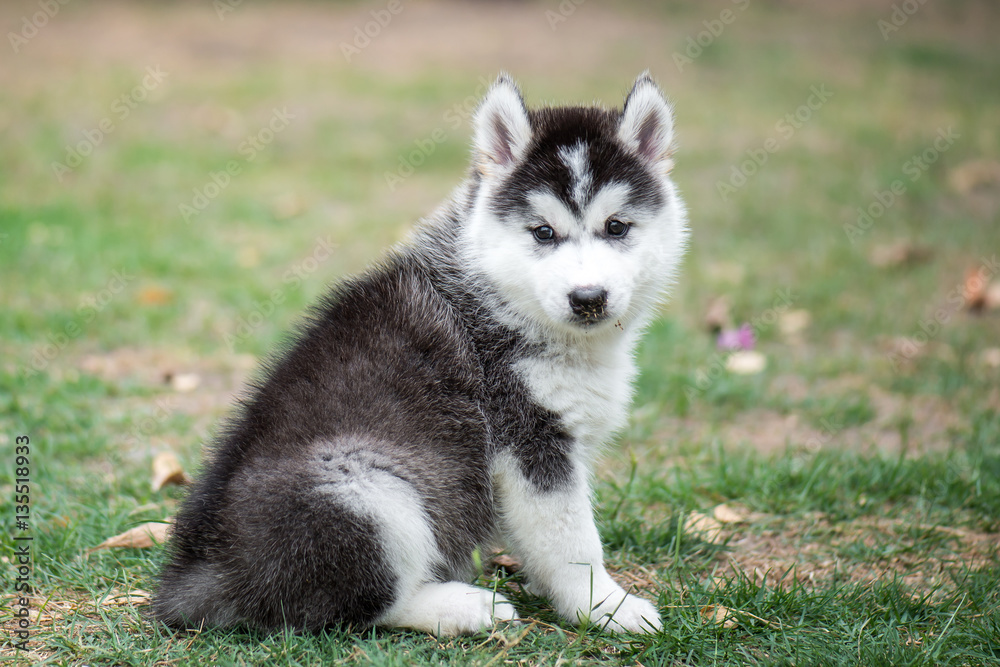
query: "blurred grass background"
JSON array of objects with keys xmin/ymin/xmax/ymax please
[{"xmin": 1, "ymin": 0, "xmax": 999, "ymax": 664}]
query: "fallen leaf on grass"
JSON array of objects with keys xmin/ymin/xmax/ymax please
[
  {"xmin": 987, "ymin": 283, "xmax": 1000, "ymax": 310},
  {"xmin": 684, "ymin": 512, "xmax": 723, "ymax": 543},
  {"xmin": 88, "ymin": 520, "xmax": 172, "ymax": 553},
  {"xmin": 151, "ymin": 452, "xmax": 191, "ymax": 491},
  {"xmin": 964, "ymin": 267, "xmax": 989, "ymax": 311},
  {"xmin": 100, "ymin": 589, "xmax": 152, "ymax": 607},
  {"xmin": 966, "ymin": 276, "xmax": 1000, "ymax": 313},
  {"xmin": 704, "ymin": 296, "xmax": 732, "ymax": 333},
  {"xmin": 980, "ymin": 348, "xmax": 1000, "ymax": 369},
  {"xmin": 488, "ymin": 553, "xmax": 522, "ymax": 573},
  {"xmin": 726, "ymin": 350, "xmax": 767, "ymax": 375},
  {"xmin": 868, "ymin": 241, "xmax": 931, "ymax": 268},
  {"xmin": 948, "ymin": 159, "xmax": 1000, "ymax": 195},
  {"xmin": 701, "ymin": 604, "xmax": 738, "ymax": 629},
  {"xmin": 137, "ymin": 285, "xmax": 173, "ymax": 306},
  {"xmin": 713, "ymin": 504, "xmax": 747, "ymax": 524}
]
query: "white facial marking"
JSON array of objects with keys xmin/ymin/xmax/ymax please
[
  {"xmin": 557, "ymin": 141, "xmax": 592, "ymax": 208},
  {"xmin": 522, "ymin": 183, "xmax": 645, "ymax": 329}
]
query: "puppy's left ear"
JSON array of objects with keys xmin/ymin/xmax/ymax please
[{"xmin": 618, "ymin": 72, "xmax": 675, "ymax": 172}]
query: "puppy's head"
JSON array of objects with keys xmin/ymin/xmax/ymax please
[{"xmin": 463, "ymin": 73, "xmax": 688, "ymax": 337}]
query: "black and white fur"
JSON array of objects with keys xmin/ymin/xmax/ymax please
[{"xmin": 155, "ymin": 73, "xmax": 688, "ymax": 636}]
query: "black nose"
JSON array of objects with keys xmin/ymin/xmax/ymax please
[{"xmin": 568, "ymin": 286, "xmax": 608, "ymax": 319}]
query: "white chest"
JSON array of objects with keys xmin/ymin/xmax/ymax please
[{"xmin": 514, "ymin": 340, "xmax": 637, "ymax": 453}]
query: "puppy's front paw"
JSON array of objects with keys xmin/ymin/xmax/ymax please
[{"xmin": 588, "ymin": 591, "xmax": 662, "ymax": 634}]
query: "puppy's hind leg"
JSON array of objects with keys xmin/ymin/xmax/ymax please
[
  {"xmin": 317, "ymin": 443, "xmax": 517, "ymax": 636},
  {"xmin": 379, "ymin": 581, "xmax": 517, "ymax": 637},
  {"xmin": 362, "ymin": 479, "xmax": 519, "ymax": 635}
]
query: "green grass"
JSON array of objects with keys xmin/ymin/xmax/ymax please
[{"xmin": 2, "ymin": 0, "xmax": 1000, "ymax": 664}]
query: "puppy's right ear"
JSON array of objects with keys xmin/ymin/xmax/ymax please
[{"xmin": 473, "ymin": 74, "xmax": 531, "ymax": 173}]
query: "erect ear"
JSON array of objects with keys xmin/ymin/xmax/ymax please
[
  {"xmin": 473, "ymin": 73, "xmax": 532, "ymax": 172},
  {"xmin": 618, "ymin": 72, "xmax": 675, "ymax": 171}
]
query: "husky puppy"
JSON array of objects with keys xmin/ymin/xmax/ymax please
[{"xmin": 154, "ymin": 73, "xmax": 688, "ymax": 636}]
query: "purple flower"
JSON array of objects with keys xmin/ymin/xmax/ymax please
[{"xmin": 717, "ymin": 323, "xmax": 755, "ymax": 351}]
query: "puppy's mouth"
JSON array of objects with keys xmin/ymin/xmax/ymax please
[
  {"xmin": 567, "ymin": 287, "xmax": 611, "ymax": 327},
  {"xmin": 570, "ymin": 311, "xmax": 611, "ymax": 327}
]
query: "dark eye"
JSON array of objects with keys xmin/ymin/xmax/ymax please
[
  {"xmin": 533, "ymin": 225, "xmax": 555, "ymax": 242},
  {"xmin": 606, "ymin": 218, "xmax": 630, "ymax": 238}
]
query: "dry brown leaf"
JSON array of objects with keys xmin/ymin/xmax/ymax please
[
  {"xmin": 980, "ymin": 348, "xmax": 1000, "ymax": 369},
  {"xmin": 100, "ymin": 589, "xmax": 152, "ymax": 607},
  {"xmin": 701, "ymin": 604, "xmax": 737, "ymax": 629},
  {"xmin": 965, "ymin": 267, "xmax": 989, "ymax": 311},
  {"xmin": 713, "ymin": 504, "xmax": 747, "ymax": 524},
  {"xmin": 88, "ymin": 520, "xmax": 172, "ymax": 553},
  {"xmin": 152, "ymin": 452, "xmax": 191, "ymax": 491},
  {"xmin": 948, "ymin": 159, "xmax": 1000, "ymax": 195},
  {"xmin": 137, "ymin": 285, "xmax": 173, "ymax": 306},
  {"xmin": 985, "ymin": 282, "xmax": 1000, "ymax": 311},
  {"xmin": 868, "ymin": 241, "xmax": 931, "ymax": 269},
  {"xmin": 488, "ymin": 553, "xmax": 522, "ymax": 573},
  {"xmin": 684, "ymin": 512, "xmax": 723, "ymax": 543},
  {"xmin": 704, "ymin": 296, "xmax": 732, "ymax": 333}
]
